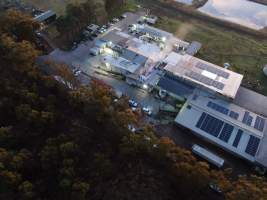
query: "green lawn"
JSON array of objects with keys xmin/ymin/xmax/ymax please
[
  {"xmin": 108, "ymin": 0, "xmax": 138, "ymax": 19},
  {"xmin": 156, "ymin": 17, "xmax": 267, "ymax": 95}
]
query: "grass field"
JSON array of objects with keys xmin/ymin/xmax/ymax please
[
  {"xmin": 155, "ymin": 16, "xmax": 267, "ymax": 95},
  {"xmin": 22, "ymin": 0, "xmax": 86, "ymax": 15}
]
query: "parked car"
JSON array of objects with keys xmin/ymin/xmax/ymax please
[
  {"xmin": 74, "ymin": 69, "xmax": 81, "ymax": 76},
  {"xmin": 91, "ymin": 32, "xmax": 98, "ymax": 37},
  {"xmin": 102, "ymin": 25, "xmax": 108, "ymax": 29},
  {"xmin": 142, "ymin": 106, "xmax": 152, "ymax": 116},
  {"xmin": 71, "ymin": 42, "xmax": 78, "ymax": 50},
  {"xmin": 98, "ymin": 27, "xmax": 107, "ymax": 34},
  {"xmin": 131, "ymin": 107, "xmax": 137, "ymax": 111},
  {"xmin": 119, "ymin": 14, "xmax": 127, "ymax": 19},
  {"xmin": 129, "ymin": 99, "xmax": 138, "ymax": 107},
  {"xmin": 112, "ymin": 18, "xmax": 119, "ymax": 23},
  {"xmin": 209, "ymin": 183, "xmax": 222, "ymax": 194},
  {"xmin": 128, "ymin": 124, "xmax": 136, "ymax": 133},
  {"xmin": 88, "ymin": 36, "xmax": 94, "ymax": 41},
  {"xmin": 108, "ymin": 22, "xmax": 114, "ymax": 26}
]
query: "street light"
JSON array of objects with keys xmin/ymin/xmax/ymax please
[{"xmin": 143, "ymin": 84, "xmax": 148, "ymax": 89}]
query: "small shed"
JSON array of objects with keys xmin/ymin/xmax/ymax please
[
  {"xmin": 34, "ymin": 10, "xmax": 56, "ymax": 24},
  {"xmin": 186, "ymin": 41, "xmax": 202, "ymax": 56}
]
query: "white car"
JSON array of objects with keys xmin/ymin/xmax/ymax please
[
  {"xmin": 131, "ymin": 107, "xmax": 137, "ymax": 111},
  {"xmin": 142, "ymin": 106, "xmax": 152, "ymax": 116},
  {"xmin": 74, "ymin": 70, "xmax": 81, "ymax": 76},
  {"xmin": 112, "ymin": 18, "xmax": 119, "ymax": 23},
  {"xmin": 98, "ymin": 28, "xmax": 107, "ymax": 34},
  {"xmin": 128, "ymin": 124, "xmax": 136, "ymax": 133},
  {"xmin": 129, "ymin": 99, "xmax": 138, "ymax": 107}
]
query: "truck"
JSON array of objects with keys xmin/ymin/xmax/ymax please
[{"xmin": 192, "ymin": 144, "xmax": 224, "ymax": 168}]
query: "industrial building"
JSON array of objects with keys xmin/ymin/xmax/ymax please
[
  {"xmin": 90, "ymin": 14, "xmax": 267, "ymax": 169},
  {"xmin": 157, "ymin": 52, "xmax": 267, "ymax": 169},
  {"xmin": 92, "ymin": 23, "xmax": 192, "ymax": 88},
  {"xmin": 162, "ymin": 53, "xmax": 243, "ymax": 100}
]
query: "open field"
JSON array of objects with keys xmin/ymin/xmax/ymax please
[
  {"xmin": 108, "ymin": 0, "xmax": 138, "ymax": 19},
  {"xmin": 21, "ymin": 0, "xmax": 86, "ymax": 15},
  {"xmin": 156, "ymin": 16, "xmax": 267, "ymax": 95}
]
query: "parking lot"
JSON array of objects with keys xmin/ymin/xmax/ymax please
[
  {"xmin": 43, "ymin": 11, "xmax": 166, "ymax": 116},
  {"xmin": 41, "ymin": 11, "xmax": 260, "ymax": 178}
]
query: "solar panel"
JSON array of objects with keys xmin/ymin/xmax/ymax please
[
  {"xmin": 192, "ymin": 94, "xmax": 198, "ymax": 100},
  {"xmin": 196, "ymin": 113, "xmax": 207, "ymax": 128},
  {"xmin": 207, "ymin": 101, "xmax": 229, "ymax": 115},
  {"xmin": 254, "ymin": 116, "xmax": 266, "ymax": 132},
  {"xmin": 219, "ymin": 123, "xmax": 234, "ymax": 143},
  {"xmin": 258, "ymin": 118, "xmax": 265, "ymax": 131},
  {"xmin": 242, "ymin": 111, "xmax": 253, "ymax": 126},
  {"xmin": 232, "ymin": 130, "xmax": 243, "ymax": 148},
  {"xmin": 245, "ymin": 135, "xmax": 260, "ymax": 157},
  {"xmin": 195, "ymin": 62, "xmax": 230, "ymax": 79},
  {"xmin": 247, "ymin": 116, "xmax": 253, "ymax": 126},
  {"xmin": 185, "ymin": 71, "xmax": 227, "ymax": 90},
  {"xmin": 229, "ymin": 111, "xmax": 239, "ymax": 120},
  {"xmin": 212, "ymin": 81, "xmax": 225, "ymax": 90},
  {"xmin": 196, "ymin": 113, "xmax": 224, "ymax": 137}
]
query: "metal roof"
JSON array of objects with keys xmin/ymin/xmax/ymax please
[
  {"xmin": 157, "ymin": 74, "xmax": 194, "ymax": 97},
  {"xmin": 121, "ymin": 49, "xmax": 148, "ymax": 65},
  {"xmin": 34, "ymin": 10, "xmax": 56, "ymax": 22},
  {"xmin": 186, "ymin": 41, "xmax": 202, "ymax": 56},
  {"xmin": 175, "ymin": 92, "xmax": 267, "ymax": 166},
  {"xmin": 234, "ymin": 87, "xmax": 267, "ymax": 118},
  {"xmin": 163, "ymin": 53, "xmax": 243, "ymax": 99}
]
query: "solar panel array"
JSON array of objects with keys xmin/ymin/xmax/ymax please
[
  {"xmin": 254, "ymin": 116, "xmax": 266, "ymax": 132},
  {"xmin": 245, "ymin": 135, "xmax": 260, "ymax": 156},
  {"xmin": 196, "ymin": 113, "xmax": 234, "ymax": 143},
  {"xmin": 196, "ymin": 113, "xmax": 224, "ymax": 137},
  {"xmin": 186, "ymin": 71, "xmax": 225, "ymax": 90},
  {"xmin": 219, "ymin": 124, "xmax": 234, "ymax": 143},
  {"xmin": 196, "ymin": 113, "xmax": 262, "ymax": 157},
  {"xmin": 229, "ymin": 111, "xmax": 239, "ymax": 120},
  {"xmin": 195, "ymin": 62, "xmax": 230, "ymax": 79},
  {"xmin": 207, "ymin": 102, "xmax": 240, "ymax": 120},
  {"xmin": 242, "ymin": 111, "xmax": 253, "ymax": 126},
  {"xmin": 232, "ymin": 130, "xmax": 243, "ymax": 148},
  {"xmin": 207, "ymin": 101, "xmax": 229, "ymax": 115}
]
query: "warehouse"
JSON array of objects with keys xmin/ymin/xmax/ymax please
[
  {"xmin": 175, "ymin": 90, "xmax": 267, "ymax": 168},
  {"xmin": 162, "ymin": 52, "xmax": 243, "ymax": 99}
]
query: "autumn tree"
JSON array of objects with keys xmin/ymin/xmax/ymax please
[{"xmin": 0, "ymin": 9, "xmax": 39, "ymax": 42}]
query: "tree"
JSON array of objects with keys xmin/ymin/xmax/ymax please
[
  {"xmin": 226, "ymin": 175, "xmax": 267, "ymax": 200},
  {"xmin": 18, "ymin": 181, "xmax": 35, "ymax": 199},
  {"xmin": 0, "ymin": 9, "xmax": 40, "ymax": 42}
]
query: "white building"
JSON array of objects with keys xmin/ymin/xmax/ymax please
[
  {"xmin": 175, "ymin": 90, "xmax": 267, "ymax": 168},
  {"xmin": 162, "ymin": 53, "xmax": 243, "ymax": 100}
]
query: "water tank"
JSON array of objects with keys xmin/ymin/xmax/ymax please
[{"xmin": 263, "ymin": 65, "xmax": 267, "ymax": 76}]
